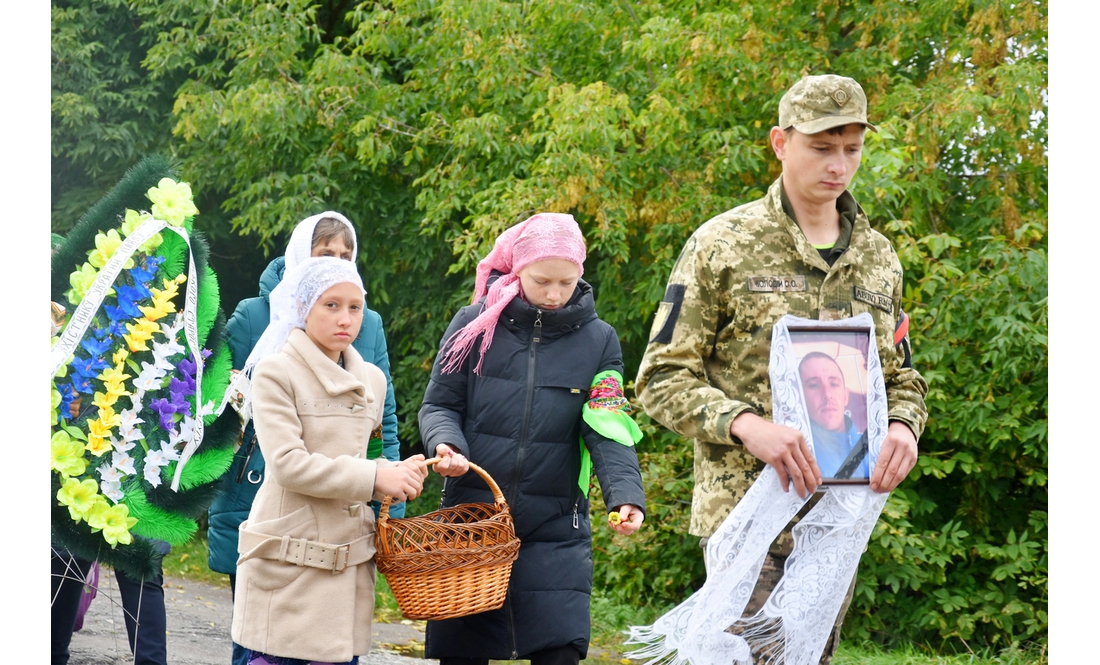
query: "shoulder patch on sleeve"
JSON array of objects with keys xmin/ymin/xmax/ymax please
[
  {"xmin": 894, "ymin": 310, "xmax": 912, "ymax": 368},
  {"xmin": 649, "ymin": 284, "xmax": 686, "ymax": 345}
]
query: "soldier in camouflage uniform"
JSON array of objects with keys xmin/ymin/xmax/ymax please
[{"xmin": 635, "ymin": 74, "xmax": 928, "ymax": 663}]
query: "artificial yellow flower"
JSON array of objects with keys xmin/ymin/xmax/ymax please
[
  {"xmin": 88, "ymin": 501, "xmax": 138, "ymax": 547},
  {"xmin": 101, "ymin": 379, "xmax": 130, "ymax": 403},
  {"xmin": 86, "ymin": 418, "xmax": 116, "ymax": 456},
  {"xmin": 51, "ymin": 386, "xmax": 63, "ymax": 424},
  {"xmin": 57, "ymin": 478, "xmax": 101, "ymax": 523},
  {"xmin": 87, "ymin": 229, "xmax": 135, "ymax": 270},
  {"xmin": 66, "ymin": 263, "xmax": 100, "ymax": 305},
  {"xmin": 147, "ymin": 178, "xmax": 199, "ymax": 227},
  {"xmin": 112, "ymin": 348, "xmax": 129, "ymax": 366},
  {"xmin": 138, "ymin": 297, "xmax": 175, "ymax": 321},
  {"xmin": 121, "ymin": 209, "xmax": 164, "ymax": 253},
  {"xmin": 156, "ymin": 274, "xmax": 186, "ymax": 299},
  {"xmin": 98, "ymin": 364, "xmax": 132, "ymax": 396},
  {"xmin": 51, "ymin": 430, "xmax": 88, "ymax": 478},
  {"xmin": 124, "ymin": 318, "xmax": 160, "ymax": 352},
  {"xmin": 92, "ymin": 389, "xmax": 117, "ymax": 408},
  {"xmin": 97, "ymin": 404, "xmax": 121, "ymax": 429},
  {"xmin": 121, "ymin": 208, "xmax": 149, "ymax": 236}
]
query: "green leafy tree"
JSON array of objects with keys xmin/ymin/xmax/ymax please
[{"xmin": 51, "ymin": 0, "xmax": 181, "ymax": 230}]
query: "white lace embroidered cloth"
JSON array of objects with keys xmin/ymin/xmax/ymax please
[
  {"xmin": 239, "ymin": 257, "xmax": 364, "ymax": 415},
  {"xmin": 626, "ymin": 313, "xmax": 890, "ymax": 665}
]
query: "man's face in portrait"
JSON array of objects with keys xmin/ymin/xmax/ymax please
[{"xmin": 800, "ymin": 354, "xmax": 849, "ymax": 432}]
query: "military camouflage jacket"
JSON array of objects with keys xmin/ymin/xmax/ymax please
[{"xmin": 635, "ymin": 177, "xmax": 928, "ymax": 537}]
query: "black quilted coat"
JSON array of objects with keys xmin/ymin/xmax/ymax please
[{"xmin": 419, "ymin": 279, "xmax": 646, "ymax": 660}]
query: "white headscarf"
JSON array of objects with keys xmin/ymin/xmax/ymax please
[
  {"xmin": 284, "ymin": 211, "xmax": 358, "ymax": 272},
  {"xmin": 241, "ymin": 257, "xmax": 364, "ymax": 383}
]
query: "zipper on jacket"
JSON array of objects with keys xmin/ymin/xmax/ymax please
[
  {"xmin": 572, "ymin": 501, "xmax": 579, "ymax": 529},
  {"xmin": 507, "ymin": 589, "xmax": 519, "ymax": 659},
  {"xmin": 507, "ymin": 309, "xmax": 541, "ymax": 657},
  {"xmin": 509, "ymin": 309, "xmax": 542, "ymax": 508}
]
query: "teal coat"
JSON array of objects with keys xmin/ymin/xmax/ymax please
[{"xmin": 207, "ymin": 257, "xmax": 404, "ymax": 575}]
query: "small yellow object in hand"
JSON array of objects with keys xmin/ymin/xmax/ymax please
[{"xmin": 608, "ymin": 511, "xmax": 622, "ymax": 525}]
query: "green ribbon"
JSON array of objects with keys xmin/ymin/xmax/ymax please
[{"xmin": 578, "ymin": 370, "xmax": 643, "ymax": 496}]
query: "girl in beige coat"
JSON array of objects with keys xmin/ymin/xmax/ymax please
[{"xmin": 230, "ymin": 257, "xmax": 428, "ymax": 665}]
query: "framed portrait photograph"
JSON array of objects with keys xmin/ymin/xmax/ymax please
[{"xmin": 769, "ymin": 313, "xmax": 889, "ymax": 486}]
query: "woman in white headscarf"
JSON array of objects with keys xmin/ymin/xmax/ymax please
[
  {"xmin": 231, "ymin": 256, "xmax": 428, "ymax": 665},
  {"xmin": 208, "ymin": 212, "xmax": 406, "ymax": 665}
]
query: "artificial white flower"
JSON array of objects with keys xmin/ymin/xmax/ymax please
[
  {"xmin": 117, "ymin": 409, "xmax": 145, "ymax": 444},
  {"xmin": 159, "ymin": 439, "xmax": 181, "ymax": 462},
  {"xmin": 100, "ymin": 480, "xmax": 124, "ymax": 503},
  {"xmin": 111, "ymin": 436, "xmax": 136, "ymax": 454},
  {"xmin": 154, "ymin": 332, "xmax": 186, "ymax": 360},
  {"xmin": 133, "ymin": 364, "xmax": 165, "ymax": 393},
  {"xmin": 98, "ymin": 465, "xmax": 124, "ymax": 483},
  {"xmin": 143, "ymin": 449, "xmax": 167, "ymax": 487},
  {"xmin": 111, "ymin": 450, "xmax": 137, "ymax": 476},
  {"xmin": 170, "ymin": 417, "xmax": 197, "ymax": 448}
]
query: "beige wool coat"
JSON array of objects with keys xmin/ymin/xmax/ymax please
[{"xmin": 231, "ymin": 328, "xmax": 395, "ymax": 662}]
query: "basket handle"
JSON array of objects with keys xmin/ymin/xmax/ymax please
[{"xmin": 378, "ymin": 456, "xmax": 509, "ymax": 522}]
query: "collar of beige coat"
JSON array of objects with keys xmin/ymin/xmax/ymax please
[{"xmin": 284, "ymin": 328, "xmax": 369, "ymax": 398}]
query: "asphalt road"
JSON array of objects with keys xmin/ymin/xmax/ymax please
[{"xmin": 65, "ymin": 570, "xmax": 429, "ymax": 665}]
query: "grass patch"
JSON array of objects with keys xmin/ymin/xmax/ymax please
[
  {"xmin": 161, "ymin": 530, "xmax": 230, "ymax": 588},
  {"xmin": 833, "ymin": 641, "xmax": 1047, "ymax": 664}
]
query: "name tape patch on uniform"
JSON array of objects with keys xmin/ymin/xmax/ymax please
[
  {"xmin": 649, "ymin": 284, "xmax": 686, "ymax": 345},
  {"xmin": 852, "ymin": 285, "xmax": 894, "ymax": 313},
  {"xmin": 746, "ymin": 275, "xmax": 807, "ymax": 292}
]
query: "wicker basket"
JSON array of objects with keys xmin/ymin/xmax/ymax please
[{"xmin": 376, "ymin": 456, "xmax": 521, "ymax": 621}]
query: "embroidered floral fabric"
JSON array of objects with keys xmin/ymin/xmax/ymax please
[
  {"xmin": 368, "ymin": 424, "xmax": 384, "ymax": 460},
  {"xmin": 588, "ymin": 373, "xmax": 633, "ymax": 413},
  {"xmin": 578, "ymin": 370, "xmax": 643, "ymax": 496}
]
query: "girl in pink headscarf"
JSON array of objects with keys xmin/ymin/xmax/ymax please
[{"xmin": 418, "ymin": 213, "xmax": 647, "ymax": 665}]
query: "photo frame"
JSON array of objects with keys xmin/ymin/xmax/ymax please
[{"xmin": 769, "ymin": 313, "xmax": 889, "ymax": 486}]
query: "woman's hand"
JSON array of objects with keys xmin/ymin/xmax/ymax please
[
  {"xmin": 375, "ymin": 462, "xmax": 426, "ymax": 501},
  {"xmin": 402, "ymin": 454, "xmax": 430, "ymax": 483},
  {"xmin": 433, "ymin": 444, "xmax": 470, "ymax": 477},
  {"xmin": 607, "ymin": 504, "xmax": 645, "ymax": 536}
]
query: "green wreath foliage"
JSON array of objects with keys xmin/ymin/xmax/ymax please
[{"xmin": 50, "ymin": 155, "xmax": 236, "ymax": 579}]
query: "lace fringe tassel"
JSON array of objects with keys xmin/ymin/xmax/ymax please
[
  {"xmin": 727, "ymin": 615, "xmax": 786, "ymax": 665},
  {"xmin": 623, "ymin": 627, "xmax": 688, "ymax": 665}
]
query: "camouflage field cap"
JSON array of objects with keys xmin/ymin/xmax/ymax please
[{"xmin": 778, "ymin": 74, "xmax": 878, "ymax": 134}]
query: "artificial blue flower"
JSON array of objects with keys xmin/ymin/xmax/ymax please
[
  {"xmin": 80, "ymin": 335, "xmax": 113, "ymax": 357},
  {"xmin": 58, "ymin": 383, "xmax": 78, "ymax": 424},
  {"xmin": 71, "ymin": 354, "xmax": 108, "ymax": 380},
  {"xmin": 104, "ymin": 318, "xmax": 127, "ymax": 337},
  {"xmin": 178, "ymin": 356, "xmax": 197, "ymax": 380},
  {"xmin": 167, "ymin": 387, "xmax": 192, "ymax": 418},
  {"xmin": 128, "ymin": 263, "xmax": 157, "ymax": 288},
  {"xmin": 148, "ymin": 398, "xmax": 178, "ymax": 431},
  {"xmin": 169, "ymin": 376, "xmax": 195, "ymax": 399},
  {"xmin": 70, "ymin": 373, "xmax": 94, "ymax": 395},
  {"xmin": 113, "ymin": 284, "xmax": 147, "ymax": 319}
]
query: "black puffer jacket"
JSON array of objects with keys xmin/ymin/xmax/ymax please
[{"xmin": 419, "ymin": 279, "xmax": 646, "ymax": 660}]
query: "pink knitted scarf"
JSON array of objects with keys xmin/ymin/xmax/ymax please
[{"xmin": 437, "ymin": 213, "xmax": 586, "ymax": 375}]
